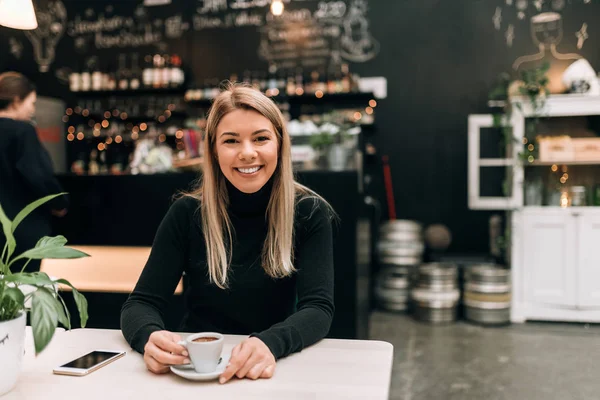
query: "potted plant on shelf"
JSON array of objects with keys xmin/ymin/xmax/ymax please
[{"xmin": 0, "ymin": 193, "xmax": 89, "ymax": 396}]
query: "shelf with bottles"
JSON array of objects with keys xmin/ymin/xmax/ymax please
[
  {"xmin": 69, "ymin": 53, "xmax": 186, "ymax": 95},
  {"xmin": 184, "ymin": 63, "xmax": 371, "ymax": 105},
  {"xmin": 66, "ymin": 118, "xmax": 204, "ymax": 177},
  {"xmin": 524, "ymin": 163, "xmax": 600, "ymax": 207},
  {"xmin": 62, "ymin": 95, "xmax": 190, "ymax": 129}
]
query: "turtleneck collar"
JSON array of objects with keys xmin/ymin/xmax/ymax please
[{"xmin": 225, "ymin": 177, "xmax": 273, "ymax": 216}]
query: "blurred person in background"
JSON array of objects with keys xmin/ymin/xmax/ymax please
[{"xmin": 0, "ymin": 72, "xmax": 68, "ymax": 273}]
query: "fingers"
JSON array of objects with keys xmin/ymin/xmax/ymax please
[
  {"xmin": 219, "ymin": 338, "xmax": 276, "ymax": 383},
  {"xmin": 246, "ymin": 362, "xmax": 267, "ymax": 380},
  {"xmin": 261, "ymin": 365, "xmax": 275, "ymax": 378},
  {"xmin": 152, "ymin": 332, "xmax": 187, "ymax": 357},
  {"xmin": 219, "ymin": 342, "xmax": 252, "ymax": 384},
  {"xmin": 145, "ymin": 341, "xmax": 190, "ymax": 366},
  {"xmin": 143, "ymin": 331, "xmax": 190, "ymax": 374},
  {"xmin": 144, "ymin": 352, "xmax": 170, "ymax": 374}
]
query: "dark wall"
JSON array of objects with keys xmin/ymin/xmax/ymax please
[{"xmin": 2, "ymin": 0, "xmax": 600, "ymax": 255}]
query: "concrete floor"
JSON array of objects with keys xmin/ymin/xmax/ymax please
[{"xmin": 369, "ymin": 311, "xmax": 600, "ymax": 400}]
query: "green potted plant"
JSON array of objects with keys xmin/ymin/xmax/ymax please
[{"xmin": 0, "ymin": 193, "xmax": 89, "ymax": 396}]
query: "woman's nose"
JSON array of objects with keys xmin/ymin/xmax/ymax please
[{"xmin": 239, "ymin": 141, "xmax": 257, "ymax": 160}]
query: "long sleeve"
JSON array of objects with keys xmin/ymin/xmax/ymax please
[
  {"xmin": 15, "ymin": 125, "xmax": 68, "ymax": 211},
  {"xmin": 253, "ymin": 198, "xmax": 335, "ymax": 359},
  {"xmin": 120, "ymin": 197, "xmax": 193, "ymax": 354}
]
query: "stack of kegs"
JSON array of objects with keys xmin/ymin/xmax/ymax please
[
  {"xmin": 375, "ymin": 220, "xmax": 424, "ymax": 312},
  {"xmin": 411, "ymin": 263, "xmax": 460, "ymax": 323},
  {"xmin": 463, "ymin": 265, "xmax": 511, "ymax": 325}
]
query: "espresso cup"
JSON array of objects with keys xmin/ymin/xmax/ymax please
[{"xmin": 177, "ymin": 332, "xmax": 224, "ymax": 373}]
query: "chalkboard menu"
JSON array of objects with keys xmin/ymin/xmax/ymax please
[{"xmin": 0, "ymin": 0, "xmax": 379, "ymax": 96}]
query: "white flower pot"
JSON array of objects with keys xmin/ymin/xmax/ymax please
[{"xmin": 0, "ymin": 312, "xmax": 26, "ymax": 397}]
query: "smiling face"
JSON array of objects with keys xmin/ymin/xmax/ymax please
[{"xmin": 215, "ymin": 108, "xmax": 279, "ymax": 194}]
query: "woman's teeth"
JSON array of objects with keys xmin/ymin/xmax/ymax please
[{"xmin": 237, "ymin": 166, "xmax": 261, "ymax": 174}]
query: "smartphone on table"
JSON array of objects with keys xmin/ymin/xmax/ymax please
[{"xmin": 53, "ymin": 350, "xmax": 126, "ymax": 376}]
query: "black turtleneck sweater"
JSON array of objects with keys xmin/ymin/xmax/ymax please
[{"xmin": 120, "ymin": 180, "xmax": 335, "ymax": 360}]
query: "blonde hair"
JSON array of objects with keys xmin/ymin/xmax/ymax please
[{"xmin": 187, "ymin": 83, "xmax": 330, "ymax": 288}]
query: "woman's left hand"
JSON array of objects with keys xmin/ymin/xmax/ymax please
[{"xmin": 219, "ymin": 337, "xmax": 276, "ymax": 384}]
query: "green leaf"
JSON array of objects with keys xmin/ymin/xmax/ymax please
[
  {"xmin": 3, "ymin": 286, "xmax": 25, "ymax": 309},
  {"xmin": 10, "ymin": 246, "xmax": 90, "ymax": 266},
  {"xmin": 35, "ymin": 236, "xmax": 68, "ymax": 248},
  {"xmin": 4, "ymin": 272, "xmax": 55, "ymax": 287},
  {"xmin": 53, "ymin": 279, "xmax": 88, "ymax": 328},
  {"xmin": 54, "ymin": 294, "xmax": 70, "ymax": 330},
  {"xmin": 31, "ymin": 287, "xmax": 59, "ymax": 354},
  {"xmin": 11, "ymin": 193, "xmax": 67, "ymax": 234},
  {"xmin": 0, "ymin": 203, "xmax": 16, "ymax": 263},
  {"xmin": 56, "ymin": 294, "xmax": 71, "ymax": 330}
]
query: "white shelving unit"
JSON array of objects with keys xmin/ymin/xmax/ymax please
[{"xmin": 468, "ymin": 94, "xmax": 600, "ymax": 323}]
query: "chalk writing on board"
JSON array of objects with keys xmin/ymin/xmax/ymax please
[
  {"xmin": 24, "ymin": 0, "xmax": 67, "ymax": 73},
  {"xmin": 197, "ymin": 0, "xmax": 228, "ymax": 14},
  {"xmin": 339, "ymin": 0, "xmax": 379, "ymax": 62},
  {"xmin": 9, "ymin": 37, "xmax": 23, "ymax": 59}
]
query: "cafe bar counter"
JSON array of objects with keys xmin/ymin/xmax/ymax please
[{"xmin": 50, "ymin": 170, "xmax": 370, "ymax": 340}]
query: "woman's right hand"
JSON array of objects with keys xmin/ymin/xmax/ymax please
[{"xmin": 143, "ymin": 330, "xmax": 190, "ymax": 374}]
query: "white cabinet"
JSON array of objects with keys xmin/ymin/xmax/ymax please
[
  {"xmin": 512, "ymin": 208, "xmax": 600, "ymax": 322},
  {"xmin": 577, "ymin": 212, "xmax": 600, "ymax": 308}
]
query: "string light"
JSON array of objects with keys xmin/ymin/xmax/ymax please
[
  {"xmin": 115, "ymin": 135, "xmax": 122, "ymax": 144},
  {"xmin": 522, "ymin": 137, "xmax": 528, "ymax": 144},
  {"xmin": 65, "ymin": 108, "xmax": 73, "ymax": 116},
  {"xmin": 271, "ymin": 0, "xmax": 284, "ymax": 16},
  {"xmin": 527, "ymin": 155, "xmax": 534, "ymax": 163},
  {"xmin": 67, "ymin": 126, "xmax": 75, "ymax": 134},
  {"xmin": 158, "ymin": 134, "xmax": 167, "ymax": 143},
  {"xmin": 158, "ymin": 115, "xmax": 166, "ymax": 123},
  {"xmin": 112, "ymin": 109, "xmax": 120, "ymax": 117},
  {"xmin": 315, "ymin": 90, "xmax": 324, "ymax": 99},
  {"xmin": 528, "ymin": 144, "xmax": 534, "ymax": 151},
  {"xmin": 104, "ymin": 111, "xmax": 111, "ymax": 119},
  {"xmin": 295, "ymin": 87, "xmax": 304, "ymax": 96},
  {"xmin": 67, "ymin": 133, "xmax": 75, "ymax": 141},
  {"xmin": 101, "ymin": 120, "xmax": 109, "ymax": 128},
  {"xmin": 106, "ymin": 137, "xmax": 113, "ymax": 145},
  {"xmin": 369, "ymin": 99, "xmax": 377, "ymax": 108},
  {"xmin": 131, "ymin": 132, "xmax": 139, "ymax": 140},
  {"xmin": 93, "ymin": 129, "xmax": 101, "ymax": 137},
  {"xmin": 120, "ymin": 112, "xmax": 128, "ymax": 120},
  {"xmin": 365, "ymin": 107, "xmax": 374, "ymax": 115},
  {"xmin": 82, "ymin": 109, "xmax": 89, "ymax": 117},
  {"xmin": 140, "ymin": 123, "xmax": 148, "ymax": 131},
  {"xmin": 176, "ymin": 130, "xmax": 184, "ymax": 139},
  {"xmin": 97, "ymin": 143, "xmax": 105, "ymax": 151},
  {"xmin": 354, "ymin": 112, "xmax": 362, "ymax": 120},
  {"xmin": 62, "ymin": 116, "xmax": 69, "ymax": 123},
  {"xmin": 551, "ymin": 164, "xmax": 558, "ymax": 172},
  {"xmin": 76, "ymin": 132, "xmax": 84, "ymax": 141},
  {"xmin": 94, "ymin": 123, "xmax": 101, "ymax": 130}
]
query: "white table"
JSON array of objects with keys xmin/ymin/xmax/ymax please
[{"xmin": 6, "ymin": 329, "xmax": 393, "ymax": 400}]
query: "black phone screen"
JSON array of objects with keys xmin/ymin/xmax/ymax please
[{"xmin": 60, "ymin": 351, "xmax": 121, "ymax": 369}]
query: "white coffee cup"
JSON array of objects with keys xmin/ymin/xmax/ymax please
[{"xmin": 177, "ymin": 332, "xmax": 224, "ymax": 373}]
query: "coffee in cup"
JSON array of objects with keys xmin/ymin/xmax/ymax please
[{"xmin": 178, "ymin": 332, "xmax": 224, "ymax": 374}]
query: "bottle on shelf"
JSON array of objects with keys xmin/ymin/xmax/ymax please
[
  {"xmin": 143, "ymin": 54, "xmax": 154, "ymax": 88},
  {"xmin": 153, "ymin": 54, "xmax": 163, "ymax": 89},
  {"xmin": 117, "ymin": 53, "xmax": 130, "ymax": 91},
  {"xmin": 80, "ymin": 64, "xmax": 91, "ymax": 92},
  {"xmin": 69, "ymin": 63, "xmax": 81, "ymax": 92},
  {"xmin": 170, "ymin": 54, "xmax": 185, "ymax": 88},
  {"xmin": 161, "ymin": 54, "xmax": 171, "ymax": 89},
  {"xmin": 130, "ymin": 53, "xmax": 141, "ymax": 90},
  {"xmin": 340, "ymin": 63, "xmax": 351, "ymax": 93}
]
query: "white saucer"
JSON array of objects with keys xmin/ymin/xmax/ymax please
[{"xmin": 170, "ymin": 355, "xmax": 230, "ymax": 381}]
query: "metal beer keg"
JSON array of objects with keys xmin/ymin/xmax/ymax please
[
  {"xmin": 463, "ymin": 265, "xmax": 511, "ymax": 325},
  {"xmin": 411, "ymin": 263, "xmax": 460, "ymax": 323},
  {"xmin": 378, "ymin": 220, "xmax": 424, "ymax": 267},
  {"xmin": 375, "ymin": 267, "xmax": 410, "ymax": 312}
]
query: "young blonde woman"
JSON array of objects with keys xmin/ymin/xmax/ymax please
[{"xmin": 121, "ymin": 83, "xmax": 335, "ymax": 384}]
